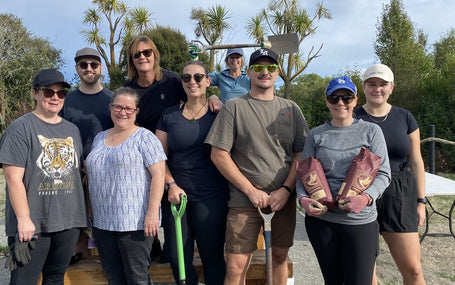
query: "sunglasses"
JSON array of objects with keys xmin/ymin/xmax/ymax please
[
  {"xmin": 133, "ymin": 49, "xmax": 153, "ymax": 59},
  {"xmin": 38, "ymin": 87, "xmax": 67, "ymax": 99},
  {"xmin": 77, "ymin": 61, "xmax": 100, "ymax": 70},
  {"xmin": 181, "ymin": 73, "xmax": 207, "ymax": 83},
  {"xmin": 111, "ymin": 104, "xmax": 138, "ymax": 115},
  {"xmin": 326, "ymin": 94, "xmax": 356, "ymax": 105},
  {"xmin": 249, "ymin": 64, "xmax": 279, "ymax": 74}
]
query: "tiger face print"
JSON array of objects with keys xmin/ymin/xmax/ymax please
[{"xmin": 36, "ymin": 135, "xmax": 78, "ymax": 181}]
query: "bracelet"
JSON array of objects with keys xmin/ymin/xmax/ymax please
[
  {"xmin": 281, "ymin": 184, "xmax": 293, "ymax": 193},
  {"xmin": 417, "ymin": 197, "xmax": 427, "ymax": 204},
  {"xmin": 165, "ymin": 181, "xmax": 176, "ymax": 191}
]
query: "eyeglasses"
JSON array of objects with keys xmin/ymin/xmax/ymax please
[
  {"xmin": 77, "ymin": 61, "xmax": 100, "ymax": 70},
  {"xmin": 326, "ymin": 94, "xmax": 356, "ymax": 105},
  {"xmin": 38, "ymin": 88, "xmax": 67, "ymax": 99},
  {"xmin": 249, "ymin": 64, "xmax": 279, "ymax": 74},
  {"xmin": 181, "ymin": 73, "xmax": 207, "ymax": 83},
  {"xmin": 111, "ymin": 104, "xmax": 138, "ymax": 115},
  {"xmin": 133, "ymin": 49, "xmax": 153, "ymax": 59}
]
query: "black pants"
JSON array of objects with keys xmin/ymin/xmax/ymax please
[
  {"xmin": 305, "ymin": 216, "xmax": 379, "ymax": 285},
  {"xmin": 93, "ymin": 229, "xmax": 154, "ymax": 285},
  {"xmin": 162, "ymin": 196, "xmax": 228, "ymax": 285},
  {"xmin": 9, "ymin": 228, "xmax": 80, "ymax": 285}
]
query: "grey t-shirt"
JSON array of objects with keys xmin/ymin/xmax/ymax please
[
  {"xmin": 296, "ymin": 119, "xmax": 391, "ymax": 225},
  {"xmin": 0, "ymin": 113, "xmax": 87, "ymax": 236},
  {"xmin": 205, "ymin": 94, "xmax": 309, "ymax": 207}
]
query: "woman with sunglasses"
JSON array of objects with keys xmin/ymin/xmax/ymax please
[
  {"xmin": 355, "ymin": 64, "xmax": 426, "ymax": 284},
  {"xmin": 209, "ymin": 48, "xmax": 250, "ymax": 103},
  {"xmin": 0, "ymin": 69, "xmax": 87, "ymax": 284},
  {"xmin": 155, "ymin": 61, "xmax": 229, "ymax": 285},
  {"xmin": 86, "ymin": 87, "xmax": 166, "ymax": 284},
  {"xmin": 296, "ymin": 76, "xmax": 391, "ymax": 284}
]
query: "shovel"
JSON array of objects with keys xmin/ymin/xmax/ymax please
[
  {"xmin": 189, "ymin": 33, "xmax": 299, "ymax": 59},
  {"xmin": 171, "ymin": 194, "xmax": 187, "ymax": 285},
  {"xmin": 258, "ymin": 207, "xmax": 275, "ymax": 285}
]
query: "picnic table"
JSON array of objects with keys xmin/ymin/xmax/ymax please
[{"xmin": 420, "ymin": 172, "xmax": 455, "ymax": 242}]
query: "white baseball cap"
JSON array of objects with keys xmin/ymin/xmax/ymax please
[{"xmin": 363, "ymin": 63, "xmax": 394, "ymax": 83}]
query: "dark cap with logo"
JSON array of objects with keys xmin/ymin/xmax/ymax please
[
  {"xmin": 248, "ymin": 48, "xmax": 278, "ymax": 67},
  {"xmin": 33, "ymin": 69, "xmax": 71, "ymax": 88},
  {"xmin": 74, "ymin": 47, "xmax": 101, "ymax": 63}
]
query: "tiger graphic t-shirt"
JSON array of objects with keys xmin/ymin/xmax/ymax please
[{"xmin": 0, "ymin": 113, "xmax": 87, "ymax": 236}]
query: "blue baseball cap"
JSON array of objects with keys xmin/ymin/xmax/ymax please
[
  {"xmin": 226, "ymin": 48, "xmax": 244, "ymax": 58},
  {"xmin": 325, "ymin": 76, "xmax": 357, "ymax": 96}
]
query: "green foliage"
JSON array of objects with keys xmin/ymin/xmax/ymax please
[
  {"xmin": 375, "ymin": 0, "xmax": 432, "ymax": 114},
  {"xmin": 0, "ymin": 13, "xmax": 63, "ymax": 132}
]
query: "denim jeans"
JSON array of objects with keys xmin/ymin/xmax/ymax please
[{"xmin": 93, "ymin": 228, "xmax": 154, "ymax": 285}]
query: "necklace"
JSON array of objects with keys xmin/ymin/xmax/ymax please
[
  {"xmin": 364, "ymin": 106, "xmax": 391, "ymax": 123},
  {"xmin": 185, "ymin": 100, "xmax": 207, "ymax": 122}
]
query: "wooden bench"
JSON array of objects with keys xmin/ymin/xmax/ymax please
[{"xmin": 38, "ymin": 231, "xmax": 293, "ymax": 284}]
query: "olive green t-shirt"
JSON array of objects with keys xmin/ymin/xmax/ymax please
[{"xmin": 205, "ymin": 94, "xmax": 309, "ymax": 207}]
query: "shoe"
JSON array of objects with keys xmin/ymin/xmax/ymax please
[{"xmin": 69, "ymin": 252, "xmax": 83, "ymax": 265}]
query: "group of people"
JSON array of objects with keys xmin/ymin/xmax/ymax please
[{"xmin": 0, "ymin": 32, "xmax": 426, "ymax": 285}]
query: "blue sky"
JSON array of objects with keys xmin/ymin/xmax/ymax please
[{"xmin": 1, "ymin": 0, "xmax": 454, "ymax": 83}]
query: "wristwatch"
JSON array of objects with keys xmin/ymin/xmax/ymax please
[
  {"xmin": 417, "ymin": 197, "xmax": 427, "ymax": 204},
  {"xmin": 165, "ymin": 181, "xmax": 176, "ymax": 191}
]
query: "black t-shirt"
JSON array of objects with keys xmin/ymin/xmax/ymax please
[
  {"xmin": 156, "ymin": 104, "xmax": 228, "ymax": 201},
  {"xmin": 124, "ymin": 68, "xmax": 187, "ymax": 132},
  {"xmin": 354, "ymin": 106, "xmax": 418, "ymax": 171},
  {"xmin": 60, "ymin": 88, "xmax": 114, "ymax": 158}
]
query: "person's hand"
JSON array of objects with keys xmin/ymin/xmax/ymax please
[
  {"xmin": 269, "ymin": 187, "xmax": 290, "ymax": 212},
  {"xmin": 144, "ymin": 210, "xmax": 159, "ymax": 237},
  {"xmin": 16, "ymin": 217, "xmax": 35, "ymax": 242},
  {"xmin": 188, "ymin": 43, "xmax": 199, "ymax": 59},
  {"xmin": 247, "ymin": 189, "xmax": 270, "ymax": 209},
  {"xmin": 299, "ymin": 197, "xmax": 327, "ymax": 217},
  {"xmin": 168, "ymin": 184, "xmax": 186, "ymax": 204},
  {"xmin": 208, "ymin": 95, "xmax": 223, "ymax": 113},
  {"xmin": 417, "ymin": 202, "xmax": 426, "ymax": 227},
  {"xmin": 338, "ymin": 193, "xmax": 370, "ymax": 214}
]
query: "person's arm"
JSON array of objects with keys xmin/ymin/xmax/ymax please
[
  {"xmin": 155, "ymin": 129, "xmax": 186, "ymax": 204},
  {"xmin": 3, "ymin": 164, "xmax": 35, "ymax": 242},
  {"xmin": 144, "ymin": 160, "xmax": 165, "ymax": 237},
  {"xmin": 269, "ymin": 152, "xmax": 302, "ymax": 212},
  {"xmin": 408, "ymin": 128, "xmax": 426, "ymax": 226},
  {"xmin": 210, "ymin": 146, "xmax": 269, "ymax": 208}
]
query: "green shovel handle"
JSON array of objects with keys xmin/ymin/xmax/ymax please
[{"xmin": 171, "ymin": 194, "xmax": 187, "ymax": 283}]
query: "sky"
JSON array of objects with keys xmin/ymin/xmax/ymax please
[{"xmin": 1, "ymin": 0, "xmax": 455, "ymax": 84}]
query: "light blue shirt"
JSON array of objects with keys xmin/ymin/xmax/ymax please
[
  {"xmin": 86, "ymin": 127, "xmax": 167, "ymax": 231},
  {"xmin": 209, "ymin": 69, "xmax": 250, "ymax": 103}
]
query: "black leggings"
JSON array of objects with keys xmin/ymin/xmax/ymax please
[
  {"xmin": 9, "ymin": 228, "xmax": 80, "ymax": 285},
  {"xmin": 162, "ymin": 196, "xmax": 228, "ymax": 285},
  {"xmin": 305, "ymin": 216, "xmax": 379, "ymax": 285}
]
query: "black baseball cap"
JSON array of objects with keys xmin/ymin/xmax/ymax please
[
  {"xmin": 248, "ymin": 48, "xmax": 278, "ymax": 67},
  {"xmin": 33, "ymin": 69, "xmax": 71, "ymax": 88}
]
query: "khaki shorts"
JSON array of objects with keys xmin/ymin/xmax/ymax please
[{"xmin": 225, "ymin": 193, "xmax": 296, "ymax": 254}]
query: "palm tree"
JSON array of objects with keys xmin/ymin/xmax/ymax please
[
  {"xmin": 247, "ymin": 0, "xmax": 332, "ymax": 99},
  {"xmin": 191, "ymin": 5, "xmax": 231, "ymax": 71}
]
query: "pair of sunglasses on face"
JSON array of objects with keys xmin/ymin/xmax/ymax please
[
  {"xmin": 38, "ymin": 88, "xmax": 68, "ymax": 99},
  {"xmin": 249, "ymin": 64, "xmax": 279, "ymax": 74},
  {"xmin": 181, "ymin": 73, "xmax": 207, "ymax": 83},
  {"xmin": 77, "ymin": 61, "xmax": 100, "ymax": 70},
  {"xmin": 133, "ymin": 49, "xmax": 153, "ymax": 59},
  {"xmin": 326, "ymin": 94, "xmax": 356, "ymax": 105}
]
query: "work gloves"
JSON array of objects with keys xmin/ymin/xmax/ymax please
[
  {"xmin": 299, "ymin": 197, "xmax": 328, "ymax": 217},
  {"xmin": 4, "ymin": 237, "xmax": 37, "ymax": 271},
  {"xmin": 338, "ymin": 193, "xmax": 371, "ymax": 214}
]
